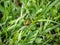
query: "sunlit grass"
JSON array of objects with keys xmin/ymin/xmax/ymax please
[{"xmin": 0, "ymin": 0, "xmax": 60, "ymax": 45}]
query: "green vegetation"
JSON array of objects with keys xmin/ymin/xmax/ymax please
[{"xmin": 0, "ymin": 0, "xmax": 60, "ymax": 45}]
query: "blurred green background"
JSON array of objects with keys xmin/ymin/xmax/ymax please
[{"xmin": 0, "ymin": 0, "xmax": 60, "ymax": 45}]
